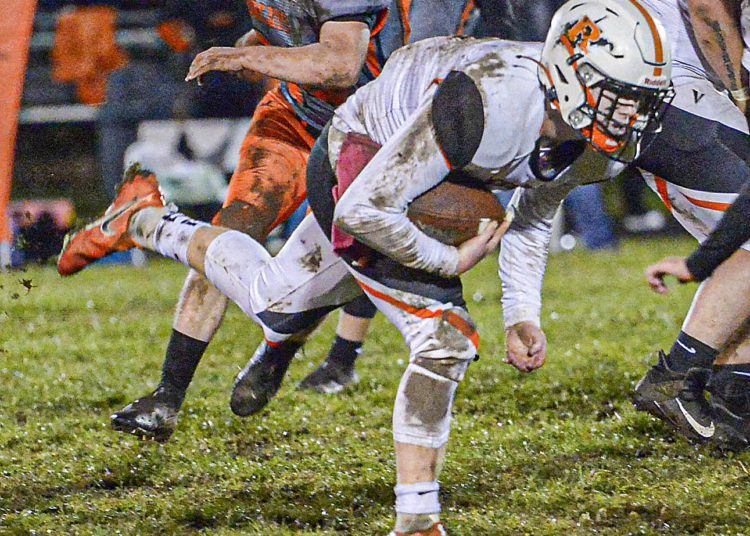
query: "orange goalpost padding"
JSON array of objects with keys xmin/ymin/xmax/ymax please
[{"xmin": 0, "ymin": 0, "xmax": 36, "ymax": 267}]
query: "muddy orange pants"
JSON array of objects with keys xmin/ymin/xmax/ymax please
[{"xmin": 213, "ymin": 87, "xmax": 316, "ymax": 240}]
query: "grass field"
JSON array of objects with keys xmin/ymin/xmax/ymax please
[{"xmin": 1, "ymin": 237, "xmax": 749, "ymax": 535}]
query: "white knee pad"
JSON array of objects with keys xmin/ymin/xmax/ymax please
[{"xmin": 392, "ymin": 357, "xmax": 472, "ymax": 448}]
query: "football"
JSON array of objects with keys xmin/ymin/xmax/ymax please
[{"xmin": 407, "ymin": 172, "xmax": 506, "ymax": 246}]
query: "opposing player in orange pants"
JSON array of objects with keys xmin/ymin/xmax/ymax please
[{"xmin": 68, "ymin": 0, "xmax": 391, "ymax": 442}]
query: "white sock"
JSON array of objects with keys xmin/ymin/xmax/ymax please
[
  {"xmin": 129, "ymin": 207, "xmax": 208, "ymax": 265},
  {"xmin": 128, "ymin": 206, "xmax": 171, "ymax": 249}
]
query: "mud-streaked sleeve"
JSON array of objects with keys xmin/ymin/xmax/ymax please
[
  {"xmin": 333, "ymin": 98, "xmax": 461, "ymax": 276},
  {"xmin": 499, "ymin": 181, "xmax": 573, "ymax": 328},
  {"xmin": 499, "ymin": 149, "xmax": 612, "ymax": 328},
  {"xmin": 315, "ymin": 0, "xmax": 390, "ymax": 25}
]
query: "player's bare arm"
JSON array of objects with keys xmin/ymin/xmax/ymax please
[
  {"xmin": 186, "ymin": 21, "xmax": 370, "ymax": 88},
  {"xmin": 686, "ymin": 0, "xmax": 748, "ymax": 111}
]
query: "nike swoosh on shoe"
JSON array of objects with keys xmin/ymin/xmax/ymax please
[
  {"xmin": 76, "ymin": 198, "xmax": 139, "ymax": 237},
  {"xmin": 677, "ymin": 398, "xmax": 715, "ymax": 438},
  {"xmin": 100, "ymin": 199, "xmax": 140, "ymax": 236}
]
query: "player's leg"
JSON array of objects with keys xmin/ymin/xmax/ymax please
[
  {"xmin": 61, "ymin": 162, "xmax": 360, "ymax": 421},
  {"xmin": 347, "ymin": 258, "xmax": 478, "ymax": 535},
  {"xmin": 227, "ymin": 213, "xmax": 364, "ymax": 416},
  {"xmin": 299, "ymin": 295, "xmax": 377, "ymax": 393},
  {"xmin": 635, "ymin": 209, "xmax": 750, "ymax": 444},
  {"xmin": 302, "ymin": 122, "xmax": 474, "ymax": 533},
  {"xmin": 135, "ymin": 208, "xmax": 361, "ymax": 418},
  {"xmin": 112, "ymin": 89, "xmax": 312, "ymax": 439},
  {"xmin": 633, "ymin": 104, "xmax": 750, "ymax": 443}
]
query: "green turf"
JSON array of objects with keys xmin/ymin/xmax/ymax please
[{"xmin": 1, "ymin": 237, "xmax": 749, "ymax": 535}]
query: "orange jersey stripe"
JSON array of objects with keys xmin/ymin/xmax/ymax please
[
  {"xmin": 654, "ymin": 177, "xmax": 672, "ymax": 212},
  {"xmin": 456, "ymin": 0, "xmax": 476, "ymax": 36},
  {"xmin": 356, "ymin": 279, "xmax": 479, "ymax": 349},
  {"xmin": 366, "ymin": 40, "xmax": 383, "ymax": 79},
  {"xmin": 683, "ymin": 195, "xmax": 732, "ymax": 212},
  {"xmin": 371, "ymin": 7, "xmax": 389, "ymax": 37}
]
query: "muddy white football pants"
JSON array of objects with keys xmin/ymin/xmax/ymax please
[{"xmin": 200, "ymin": 210, "xmax": 478, "ymax": 447}]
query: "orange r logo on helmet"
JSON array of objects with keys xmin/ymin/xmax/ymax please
[{"xmin": 564, "ymin": 16, "xmax": 602, "ymax": 53}]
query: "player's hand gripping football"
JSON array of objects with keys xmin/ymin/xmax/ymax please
[
  {"xmin": 186, "ymin": 47, "xmax": 246, "ymax": 83},
  {"xmin": 645, "ymin": 256, "xmax": 695, "ymax": 294},
  {"xmin": 456, "ymin": 219, "xmax": 510, "ymax": 274},
  {"xmin": 505, "ymin": 321, "xmax": 547, "ymax": 373}
]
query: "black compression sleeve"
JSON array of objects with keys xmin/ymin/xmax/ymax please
[
  {"xmin": 432, "ymin": 70, "xmax": 485, "ymax": 169},
  {"xmin": 686, "ymin": 180, "xmax": 750, "ymax": 281}
]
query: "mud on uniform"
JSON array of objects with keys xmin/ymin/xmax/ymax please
[
  {"xmin": 215, "ymin": 0, "xmax": 388, "ymax": 237},
  {"xmin": 633, "ymin": 0, "xmax": 750, "ymax": 263},
  {"xmin": 202, "ymin": 37, "xmax": 615, "ymax": 447},
  {"xmin": 339, "ymin": 0, "xmax": 481, "ymax": 321}
]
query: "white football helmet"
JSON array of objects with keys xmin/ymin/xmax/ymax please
[{"xmin": 541, "ymin": 0, "xmax": 674, "ymax": 162}]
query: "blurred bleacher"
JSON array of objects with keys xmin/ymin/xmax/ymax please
[
  {"xmin": 14, "ymin": 3, "xmax": 173, "ymax": 217},
  {"xmin": 21, "ymin": 3, "xmax": 166, "ymax": 125}
]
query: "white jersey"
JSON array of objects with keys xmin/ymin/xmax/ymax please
[
  {"xmin": 334, "ymin": 36, "xmax": 546, "ymax": 169},
  {"xmin": 640, "ymin": 0, "xmax": 748, "ymax": 132},
  {"xmin": 331, "ymin": 37, "xmax": 616, "ymax": 328},
  {"xmin": 640, "ymin": 0, "xmax": 710, "ymax": 83}
]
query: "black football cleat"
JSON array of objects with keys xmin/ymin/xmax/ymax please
[
  {"xmin": 633, "ymin": 350, "xmax": 687, "ymax": 420},
  {"xmin": 230, "ymin": 341, "xmax": 295, "ymax": 417},
  {"xmin": 657, "ymin": 368, "xmax": 715, "ymax": 443},
  {"xmin": 706, "ymin": 370, "xmax": 750, "ymax": 452},
  {"xmin": 299, "ymin": 359, "xmax": 360, "ymax": 394},
  {"xmin": 111, "ymin": 384, "xmax": 184, "ymax": 442},
  {"xmin": 710, "ymin": 402, "xmax": 750, "ymax": 452}
]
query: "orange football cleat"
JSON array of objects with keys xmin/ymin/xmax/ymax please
[
  {"xmin": 57, "ymin": 165, "xmax": 164, "ymax": 276},
  {"xmin": 389, "ymin": 522, "xmax": 448, "ymax": 536}
]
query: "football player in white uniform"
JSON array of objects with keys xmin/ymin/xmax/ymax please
[
  {"xmin": 58, "ymin": 1, "xmax": 673, "ymax": 533},
  {"xmin": 629, "ymin": 0, "xmax": 750, "ymax": 450},
  {"xmin": 645, "ymin": 0, "xmax": 750, "ymax": 289}
]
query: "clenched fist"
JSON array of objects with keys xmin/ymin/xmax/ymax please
[{"xmin": 504, "ymin": 321, "xmax": 547, "ymax": 373}]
